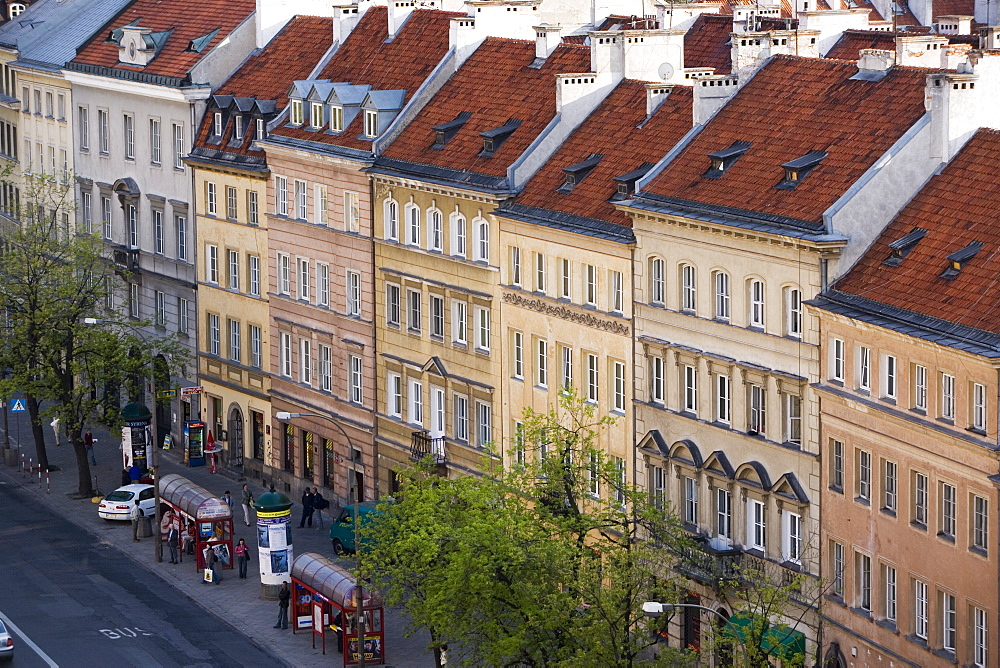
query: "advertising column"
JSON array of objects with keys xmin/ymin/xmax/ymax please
[
  {"xmin": 120, "ymin": 402, "xmax": 152, "ymax": 473},
  {"xmin": 253, "ymin": 490, "xmax": 293, "ymax": 599}
]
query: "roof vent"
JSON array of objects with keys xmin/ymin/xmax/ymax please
[
  {"xmin": 556, "ymin": 153, "xmax": 603, "ymax": 193},
  {"xmin": 882, "ymin": 227, "xmax": 927, "ymax": 266},
  {"xmin": 775, "ymin": 150, "xmax": 828, "ymax": 190},
  {"xmin": 611, "ymin": 162, "xmax": 655, "ymax": 200},
  {"xmin": 939, "ymin": 241, "xmax": 983, "ymax": 279},
  {"xmin": 187, "ymin": 28, "xmax": 220, "ymax": 54},
  {"xmin": 479, "ymin": 119, "xmax": 521, "ymax": 157},
  {"xmin": 704, "ymin": 140, "xmax": 751, "ymax": 179},
  {"xmin": 431, "ymin": 111, "xmax": 472, "ymax": 149}
]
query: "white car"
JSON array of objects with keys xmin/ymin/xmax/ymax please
[
  {"xmin": 0, "ymin": 618, "xmax": 12, "ymax": 660},
  {"xmin": 98, "ymin": 484, "xmax": 155, "ymax": 521}
]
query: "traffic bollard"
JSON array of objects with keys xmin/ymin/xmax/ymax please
[
  {"xmin": 19, "ymin": 453, "xmax": 23, "ymax": 474},
  {"xmin": 28, "ymin": 457, "xmax": 32, "ymax": 478},
  {"xmin": 37, "ymin": 464, "xmax": 41, "ymax": 487},
  {"xmin": 46, "ymin": 470, "xmax": 50, "ymax": 493}
]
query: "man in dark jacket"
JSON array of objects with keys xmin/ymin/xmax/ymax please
[
  {"xmin": 274, "ymin": 582, "xmax": 290, "ymax": 629},
  {"xmin": 298, "ymin": 488, "xmax": 315, "ymax": 528}
]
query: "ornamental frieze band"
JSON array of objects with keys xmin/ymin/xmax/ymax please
[{"xmin": 502, "ymin": 292, "xmax": 630, "ymax": 336}]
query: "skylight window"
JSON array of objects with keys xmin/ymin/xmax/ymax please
[
  {"xmin": 431, "ymin": 111, "xmax": 472, "ymax": 149},
  {"xmin": 704, "ymin": 140, "xmax": 751, "ymax": 178},
  {"xmin": 776, "ymin": 150, "xmax": 828, "ymax": 189},
  {"xmin": 883, "ymin": 227, "xmax": 927, "ymax": 267},
  {"xmin": 556, "ymin": 154, "xmax": 603, "ymax": 194},
  {"xmin": 479, "ymin": 119, "xmax": 522, "ymax": 157},
  {"xmin": 939, "ymin": 241, "xmax": 983, "ymax": 279}
]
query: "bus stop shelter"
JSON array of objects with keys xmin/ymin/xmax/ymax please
[
  {"xmin": 290, "ymin": 552, "xmax": 384, "ymax": 664},
  {"xmin": 158, "ymin": 473, "xmax": 234, "ymax": 570}
]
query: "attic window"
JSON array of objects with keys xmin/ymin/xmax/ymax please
[
  {"xmin": 939, "ymin": 241, "xmax": 984, "ymax": 279},
  {"xmin": 290, "ymin": 100, "xmax": 303, "ymax": 125},
  {"xmin": 479, "ymin": 118, "xmax": 522, "ymax": 157},
  {"xmin": 187, "ymin": 28, "xmax": 220, "ymax": 54},
  {"xmin": 431, "ymin": 111, "xmax": 472, "ymax": 149},
  {"xmin": 310, "ymin": 102, "xmax": 323, "ymax": 130},
  {"xmin": 704, "ymin": 140, "xmax": 751, "ymax": 178},
  {"xmin": 256, "ymin": 118, "xmax": 266, "ymax": 140},
  {"xmin": 213, "ymin": 112, "xmax": 222, "ymax": 137},
  {"xmin": 776, "ymin": 150, "xmax": 828, "ymax": 190},
  {"xmin": 611, "ymin": 162, "xmax": 655, "ymax": 200},
  {"xmin": 330, "ymin": 105, "xmax": 344, "ymax": 132},
  {"xmin": 556, "ymin": 153, "xmax": 603, "ymax": 194},
  {"xmin": 882, "ymin": 227, "xmax": 927, "ymax": 267},
  {"xmin": 234, "ymin": 116, "xmax": 244, "ymax": 140},
  {"xmin": 364, "ymin": 110, "xmax": 378, "ymax": 138}
]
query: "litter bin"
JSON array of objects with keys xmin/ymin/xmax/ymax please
[
  {"xmin": 139, "ymin": 515, "xmax": 154, "ymax": 538},
  {"xmin": 2, "ymin": 447, "xmax": 16, "ymax": 467}
]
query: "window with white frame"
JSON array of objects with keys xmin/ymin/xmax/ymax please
[
  {"xmin": 610, "ymin": 270, "xmax": 624, "ymax": 314},
  {"xmin": 748, "ymin": 279, "xmax": 765, "ymax": 328},
  {"xmin": 748, "ymin": 384, "xmax": 766, "ymax": 436},
  {"xmin": 277, "ymin": 253, "xmax": 290, "ymax": 295},
  {"xmin": 913, "ymin": 471, "xmax": 928, "ymax": 525},
  {"xmin": 451, "ymin": 212, "xmax": 466, "ymax": 257},
  {"xmin": 386, "ymin": 284, "xmax": 400, "ymax": 326},
  {"xmin": 857, "ymin": 346, "xmax": 871, "ymax": 391},
  {"xmin": 208, "ymin": 314, "xmax": 220, "ymax": 355},
  {"xmin": 79, "ymin": 107, "xmax": 90, "ymax": 150},
  {"xmin": 475, "ymin": 307, "xmax": 490, "ymax": 352},
  {"xmin": 430, "ymin": 295, "xmax": 444, "ymax": 338},
  {"xmin": 832, "ymin": 541, "xmax": 845, "ymax": 596},
  {"xmin": 612, "ymin": 361, "xmax": 625, "ymax": 413},
  {"xmin": 510, "ymin": 247, "xmax": 522, "ymax": 286},
  {"xmin": 857, "ymin": 449, "xmax": 871, "ymax": 502},
  {"xmin": 123, "ymin": 114, "xmax": 134, "ymax": 160},
  {"xmin": 613, "ymin": 456, "xmax": 626, "ymax": 506},
  {"xmin": 561, "ymin": 346, "xmax": 573, "ymax": 389},
  {"xmin": 364, "ymin": 110, "xmax": 378, "ymax": 137},
  {"xmin": 250, "ymin": 325, "xmax": 261, "ymax": 368},
  {"xmin": 294, "ymin": 180, "xmax": 307, "ymax": 220},
  {"xmin": 973, "ymin": 494, "xmax": 988, "ymax": 551},
  {"xmin": 974, "ymin": 607, "xmax": 988, "ymax": 668},
  {"xmin": 972, "ymin": 382, "xmax": 987, "ymax": 431},
  {"xmin": 650, "ymin": 258, "xmax": 665, "ymax": 305},
  {"xmin": 234, "ymin": 115, "xmax": 244, "ymax": 140},
  {"xmin": 407, "ymin": 289, "xmax": 421, "ymax": 333},
  {"xmin": 205, "ymin": 244, "xmax": 218, "ymax": 284},
  {"xmin": 206, "ymin": 182, "xmax": 217, "ymax": 215},
  {"xmin": 275, "ymin": 176, "xmax": 288, "ymax": 216},
  {"xmin": 914, "ymin": 579, "xmax": 928, "ymax": 639},
  {"xmin": 318, "ymin": 344, "xmax": 332, "ymax": 392},
  {"xmin": 786, "ymin": 287, "xmax": 802, "ymax": 338},
  {"xmin": 782, "ymin": 511, "xmax": 802, "ymax": 563},
  {"xmin": 716, "ymin": 374, "xmax": 731, "ymax": 424},
  {"xmin": 560, "ymin": 258, "xmax": 571, "ymax": 299},
  {"xmin": 537, "ymin": 339, "xmax": 548, "ymax": 387},
  {"xmin": 384, "ymin": 198, "xmax": 398, "ymax": 240},
  {"xmin": 747, "ymin": 498, "xmax": 766, "ymax": 550},
  {"xmin": 346, "ymin": 270, "xmax": 361, "ymax": 316},
  {"xmin": 176, "ymin": 215, "xmax": 187, "ymax": 259},
  {"xmin": 883, "ymin": 459, "xmax": 897, "ymax": 512},
  {"xmin": 405, "ymin": 203, "xmax": 420, "ymax": 245},
  {"xmin": 942, "ymin": 592, "xmax": 956, "ymax": 652},
  {"xmin": 477, "ymin": 401, "xmax": 491, "ymax": 447},
  {"xmin": 345, "ymin": 191, "xmax": 360, "ymax": 232},
  {"xmin": 681, "ymin": 264, "xmax": 696, "ymax": 312},
  {"xmin": 297, "ymin": 258, "xmax": 310, "ymax": 301},
  {"xmin": 127, "ymin": 205, "xmax": 138, "ymax": 247},
  {"xmin": 213, "ymin": 112, "xmax": 223, "ymax": 136},
  {"xmin": 585, "ymin": 264, "xmax": 597, "ymax": 306},
  {"xmin": 387, "ymin": 373, "xmax": 402, "ymax": 417},
  {"xmin": 589, "ymin": 452, "xmax": 600, "ymax": 497},
  {"xmin": 586, "ymin": 353, "xmax": 599, "ymax": 402},
  {"xmin": 883, "ymin": 564, "xmax": 897, "ymax": 623},
  {"xmin": 831, "ymin": 338, "xmax": 845, "ymax": 382},
  {"xmin": 255, "ymin": 117, "xmax": 265, "ymax": 141},
  {"xmin": 98, "ymin": 109, "xmax": 109, "ymax": 154},
  {"xmin": 452, "ymin": 300, "xmax": 466, "ymax": 345},
  {"xmin": 650, "ymin": 356, "xmax": 664, "ymax": 404},
  {"xmin": 716, "ymin": 488, "xmax": 732, "ymax": 541},
  {"xmin": 857, "ymin": 552, "xmax": 872, "ymax": 612},
  {"xmin": 172, "ymin": 123, "xmax": 184, "ymax": 169},
  {"xmin": 129, "ymin": 283, "xmax": 139, "ymax": 318},
  {"xmin": 940, "ymin": 482, "xmax": 956, "ymax": 538},
  {"xmin": 149, "ymin": 119, "xmax": 160, "ymax": 164},
  {"xmin": 408, "ymin": 380, "xmax": 423, "ymax": 425},
  {"xmin": 913, "ymin": 364, "xmax": 927, "ymax": 410},
  {"xmin": 330, "ymin": 105, "xmax": 344, "ymax": 132},
  {"xmin": 246, "ymin": 255, "xmax": 260, "ymax": 297},
  {"xmin": 315, "ymin": 185, "xmax": 328, "ymax": 225},
  {"xmin": 454, "ymin": 394, "xmax": 469, "ymax": 442},
  {"xmin": 683, "ymin": 365, "xmax": 697, "ymax": 414},
  {"xmin": 714, "ymin": 271, "xmax": 730, "ymax": 320},
  {"xmin": 316, "ymin": 263, "xmax": 329, "ymax": 307},
  {"xmin": 279, "ymin": 332, "xmax": 292, "ymax": 377},
  {"xmin": 349, "ymin": 355, "xmax": 363, "ymax": 404},
  {"xmin": 474, "ymin": 217, "xmax": 489, "ymax": 262},
  {"xmin": 290, "ymin": 100, "xmax": 303, "ymax": 125},
  {"xmin": 683, "ymin": 477, "xmax": 698, "ymax": 525},
  {"xmin": 882, "ymin": 354, "xmax": 896, "ymax": 399},
  {"xmin": 310, "ymin": 102, "xmax": 323, "ymax": 129},
  {"xmin": 299, "ymin": 339, "xmax": 312, "ymax": 385},
  {"xmin": 784, "ymin": 394, "xmax": 801, "ymax": 445},
  {"xmin": 512, "ymin": 331, "xmax": 523, "ymax": 379},
  {"xmin": 155, "ymin": 291, "xmax": 166, "ymax": 327},
  {"xmin": 152, "ymin": 209, "xmax": 163, "ymax": 254},
  {"xmin": 228, "ymin": 318, "xmax": 241, "ymax": 362},
  {"xmin": 652, "ymin": 465, "xmax": 665, "ymax": 510},
  {"xmin": 535, "ymin": 253, "xmax": 546, "ymax": 294},
  {"xmin": 427, "ymin": 208, "xmax": 442, "ymax": 251},
  {"xmin": 227, "ymin": 249, "xmax": 239, "ymax": 290},
  {"xmin": 81, "ymin": 192, "xmax": 92, "ymax": 233},
  {"xmin": 100, "ymin": 197, "xmax": 112, "ymax": 239},
  {"xmin": 941, "ymin": 373, "xmax": 955, "ymax": 419}
]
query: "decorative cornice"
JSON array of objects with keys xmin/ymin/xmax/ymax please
[{"xmin": 502, "ymin": 292, "xmax": 629, "ymax": 336}]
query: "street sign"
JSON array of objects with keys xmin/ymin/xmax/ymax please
[
  {"xmin": 10, "ymin": 399, "xmax": 25, "ymax": 413},
  {"xmin": 180, "ymin": 386, "xmax": 203, "ymax": 396},
  {"xmin": 157, "ymin": 390, "xmax": 177, "ymax": 399}
]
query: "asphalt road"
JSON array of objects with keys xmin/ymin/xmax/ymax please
[{"xmin": 0, "ymin": 479, "xmax": 280, "ymax": 667}]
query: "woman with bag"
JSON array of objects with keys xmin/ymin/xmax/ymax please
[
  {"xmin": 235, "ymin": 538, "xmax": 250, "ymax": 579},
  {"xmin": 208, "ymin": 547, "xmax": 222, "ymax": 584}
]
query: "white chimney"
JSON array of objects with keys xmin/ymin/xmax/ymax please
[
  {"xmin": 857, "ymin": 47, "xmax": 895, "ymax": 73},
  {"xmin": 692, "ymin": 74, "xmax": 739, "ymax": 126},
  {"xmin": 895, "ymin": 35, "xmax": 949, "ymax": 67},
  {"xmin": 332, "ymin": 3, "xmax": 362, "ymax": 47},
  {"xmin": 388, "ymin": 0, "xmax": 417, "ymax": 39},
  {"xmin": 646, "ymin": 83, "xmax": 672, "ymax": 116},
  {"xmin": 535, "ymin": 24, "xmax": 562, "ymax": 60},
  {"xmin": 590, "ymin": 31, "xmax": 625, "ymax": 80},
  {"xmin": 449, "ymin": 15, "xmax": 481, "ymax": 65}
]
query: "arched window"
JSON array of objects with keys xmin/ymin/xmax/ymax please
[
  {"xmin": 649, "ymin": 257, "xmax": 665, "ymax": 305},
  {"xmin": 383, "ymin": 197, "xmax": 398, "ymax": 241},
  {"xmin": 9, "ymin": 3, "xmax": 25, "ymax": 17},
  {"xmin": 473, "ymin": 217, "xmax": 489, "ymax": 262},
  {"xmin": 714, "ymin": 271, "xmax": 730, "ymax": 320},
  {"xmin": 427, "ymin": 208, "xmax": 442, "ymax": 251},
  {"xmin": 680, "ymin": 263, "xmax": 697, "ymax": 312},
  {"xmin": 748, "ymin": 278, "xmax": 765, "ymax": 328},
  {"xmin": 404, "ymin": 202, "xmax": 420, "ymax": 246},
  {"xmin": 451, "ymin": 211, "xmax": 466, "ymax": 258}
]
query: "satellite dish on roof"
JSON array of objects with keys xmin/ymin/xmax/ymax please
[{"xmin": 658, "ymin": 62, "xmax": 675, "ymax": 80}]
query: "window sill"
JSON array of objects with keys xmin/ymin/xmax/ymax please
[
  {"xmin": 880, "ymin": 507, "xmax": 896, "ymax": 518},
  {"xmin": 910, "ymin": 520, "xmax": 927, "ymax": 532},
  {"xmin": 854, "ymin": 496, "xmax": 870, "ymax": 506},
  {"xmin": 970, "ymin": 545, "xmax": 988, "ymax": 558},
  {"xmin": 936, "ymin": 531, "xmax": 955, "ymax": 544},
  {"xmin": 856, "ymin": 388, "xmax": 871, "ymax": 396},
  {"xmin": 967, "ymin": 426, "xmax": 987, "ymax": 437},
  {"xmin": 875, "ymin": 619, "xmax": 898, "ymax": 634},
  {"xmin": 880, "ymin": 396, "xmax": 897, "ymax": 405},
  {"xmin": 937, "ymin": 417, "xmax": 955, "ymax": 426},
  {"xmin": 429, "ymin": 334, "xmax": 444, "ymax": 343},
  {"xmin": 930, "ymin": 647, "xmax": 956, "ymax": 662},
  {"xmin": 829, "ymin": 485, "xmax": 844, "ymax": 494},
  {"xmin": 850, "ymin": 607, "xmax": 872, "ymax": 620},
  {"xmin": 511, "ymin": 376, "xmax": 523, "ymax": 383},
  {"xmin": 452, "ymin": 342, "xmax": 467, "ymax": 350},
  {"xmin": 910, "ymin": 407, "xmax": 927, "ymax": 416},
  {"xmin": 535, "ymin": 385, "xmax": 548, "ymax": 392},
  {"xmin": 829, "ymin": 378, "xmax": 844, "ymax": 386},
  {"xmin": 905, "ymin": 635, "xmax": 928, "ymax": 649}
]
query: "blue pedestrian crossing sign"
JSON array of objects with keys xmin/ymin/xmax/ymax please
[{"xmin": 10, "ymin": 399, "xmax": 26, "ymax": 412}]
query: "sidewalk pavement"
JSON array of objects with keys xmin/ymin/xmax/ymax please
[{"xmin": 0, "ymin": 414, "xmax": 433, "ymax": 668}]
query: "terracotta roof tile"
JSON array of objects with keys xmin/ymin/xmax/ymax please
[
  {"xmin": 641, "ymin": 55, "xmax": 929, "ymax": 226},
  {"xmin": 833, "ymin": 128, "xmax": 1000, "ymax": 335},
  {"xmin": 824, "ymin": 29, "xmax": 897, "ymax": 59},
  {"xmin": 72, "ymin": 0, "xmax": 255, "ymax": 79},
  {"xmin": 934, "ymin": 0, "xmax": 974, "ymax": 17},
  {"xmin": 272, "ymin": 7, "xmax": 461, "ymax": 151},
  {"xmin": 684, "ymin": 14, "xmax": 733, "ymax": 73},
  {"xmin": 381, "ymin": 38, "xmax": 591, "ymax": 178},
  {"xmin": 514, "ymin": 81, "xmax": 693, "ymax": 226}
]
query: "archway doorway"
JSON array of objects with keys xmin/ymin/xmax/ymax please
[{"xmin": 228, "ymin": 405, "xmax": 244, "ymax": 470}]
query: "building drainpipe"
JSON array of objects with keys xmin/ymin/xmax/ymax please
[{"xmin": 369, "ymin": 165, "xmax": 379, "ymax": 501}]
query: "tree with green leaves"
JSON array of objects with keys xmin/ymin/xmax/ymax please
[
  {"xmin": 363, "ymin": 392, "xmax": 696, "ymax": 667},
  {"xmin": 0, "ymin": 166, "xmax": 185, "ymax": 496}
]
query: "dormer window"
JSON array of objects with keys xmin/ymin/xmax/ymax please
[
  {"xmin": 704, "ymin": 140, "xmax": 751, "ymax": 178},
  {"xmin": 310, "ymin": 102, "xmax": 323, "ymax": 130},
  {"xmin": 330, "ymin": 106, "xmax": 344, "ymax": 132},
  {"xmin": 556, "ymin": 153, "xmax": 603, "ymax": 194},
  {"xmin": 479, "ymin": 119, "xmax": 522, "ymax": 157},
  {"xmin": 234, "ymin": 116, "xmax": 244, "ymax": 140},
  {"xmin": 213, "ymin": 112, "xmax": 222, "ymax": 137},
  {"xmin": 431, "ymin": 111, "xmax": 472, "ymax": 149},
  {"xmin": 776, "ymin": 150, "xmax": 828, "ymax": 190},
  {"xmin": 883, "ymin": 227, "xmax": 927, "ymax": 267},
  {"xmin": 612, "ymin": 162, "xmax": 655, "ymax": 200},
  {"xmin": 290, "ymin": 100, "xmax": 303, "ymax": 126},
  {"xmin": 364, "ymin": 110, "xmax": 378, "ymax": 138},
  {"xmin": 939, "ymin": 241, "xmax": 983, "ymax": 279},
  {"xmin": 256, "ymin": 118, "xmax": 265, "ymax": 140}
]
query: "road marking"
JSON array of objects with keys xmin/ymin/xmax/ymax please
[{"xmin": 0, "ymin": 609, "xmax": 59, "ymax": 667}]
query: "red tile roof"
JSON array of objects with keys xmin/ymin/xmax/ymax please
[
  {"xmin": 833, "ymin": 128, "xmax": 1000, "ymax": 335},
  {"xmin": 72, "ymin": 0, "xmax": 256, "ymax": 79},
  {"xmin": 381, "ymin": 38, "xmax": 591, "ymax": 178},
  {"xmin": 640, "ymin": 55, "xmax": 930, "ymax": 226},
  {"xmin": 514, "ymin": 81, "xmax": 693, "ymax": 226},
  {"xmin": 272, "ymin": 7, "xmax": 462, "ymax": 151},
  {"xmin": 824, "ymin": 29, "xmax": 898, "ymax": 59},
  {"xmin": 934, "ymin": 0, "xmax": 974, "ymax": 17},
  {"xmin": 684, "ymin": 14, "xmax": 733, "ymax": 73}
]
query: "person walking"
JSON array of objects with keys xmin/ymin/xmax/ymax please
[
  {"xmin": 298, "ymin": 488, "xmax": 315, "ymax": 528},
  {"xmin": 241, "ymin": 484, "xmax": 253, "ymax": 526},
  {"xmin": 130, "ymin": 501, "xmax": 142, "ymax": 542},
  {"xmin": 222, "ymin": 490, "xmax": 233, "ymax": 509},
  {"xmin": 235, "ymin": 538, "xmax": 250, "ymax": 578},
  {"xmin": 313, "ymin": 489, "xmax": 327, "ymax": 529},
  {"xmin": 50, "ymin": 416, "xmax": 60, "ymax": 446},
  {"xmin": 274, "ymin": 581, "xmax": 290, "ymax": 629},
  {"xmin": 166, "ymin": 524, "xmax": 179, "ymax": 564},
  {"xmin": 84, "ymin": 428, "xmax": 97, "ymax": 465}
]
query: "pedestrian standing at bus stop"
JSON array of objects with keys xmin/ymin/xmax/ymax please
[
  {"xmin": 274, "ymin": 582, "xmax": 290, "ymax": 629},
  {"xmin": 131, "ymin": 501, "xmax": 142, "ymax": 542}
]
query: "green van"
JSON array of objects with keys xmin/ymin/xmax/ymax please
[{"xmin": 329, "ymin": 501, "xmax": 381, "ymax": 555}]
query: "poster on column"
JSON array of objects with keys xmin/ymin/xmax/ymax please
[{"xmin": 256, "ymin": 510, "xmax": 292, "ymax": 586}]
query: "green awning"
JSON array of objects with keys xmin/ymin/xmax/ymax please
[{"xmin": 722, "ymin": 612, "xmax": 805, "ymax": 660}]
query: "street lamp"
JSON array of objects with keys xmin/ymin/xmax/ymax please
[
  {"xmin": 276, "ymin": 411, "xmax": 366, "ymax": 668},
  {"xmin": 642, "ymin": 602, "xmax": 749, "ymax": 666}
]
